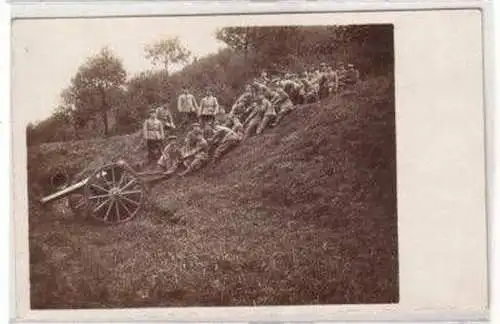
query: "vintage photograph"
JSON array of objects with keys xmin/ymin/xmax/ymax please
[{"xmin": 19, "ymin": 17, "xmax": 397, "ymax": 309}]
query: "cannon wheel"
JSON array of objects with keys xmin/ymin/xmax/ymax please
[{"xmin": 83, "ymin": 162, "xmax": 146, "ymax": 225}]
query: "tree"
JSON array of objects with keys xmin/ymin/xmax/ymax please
[
  {"xmin": 144, "ymin": 37, "xmax": 192, "ymax": 76},
  {"xmin": 63, "ymin": 47, "xmax": 127, "ymax": 136},
  {"xmin": 216, "ymin": 27, "xmax": 252, "ymax": 58},
  {"xmin": 216, "ymin": 26, "xmax": 304, "ymax": 68}
]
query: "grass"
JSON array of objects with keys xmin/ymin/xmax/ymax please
[{"xmin": 28, "ymin": 75, "xmax": 398, "ymax": 308}]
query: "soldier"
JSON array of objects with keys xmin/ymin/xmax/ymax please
[
  {"xmin": 229, "ymin": 84, "xmax": 255, "ymax": 120},
  {"xmin": 344, "ymin": 63, "xmax": 360, "ymax": 86},
  {"xmin": 271, "ymin": 86, "xmax": 295, "ymax": 127},
  {"xmin": 316, "ymin": 62, "xmax": 332, "ymax": 100},
  {"xmin": 157, "ymin": 136, "xmax": 181, "ymax": 174},
  {"xmin": 203, "ymin": 122, "xmax": 216, "ymax": 144},
  {"xmin": 311, "ymin": 66, "xmax": 322, "ymax": 80},
  {"xmin": 255, "ymin": 71, "xmax": 270, "ymax": 86},
  {"xmin": 256, "ymin": 92, "xmax": 276, "ymax": 135},
  {"xmin": 142, "ymin": 109, "xmax": 165, "ymax": 163},
  {"xmin": 299, "ymin": 72, "xmax": 319, "ymax": 103},
  {"xmin": 242, "ymin": 95, "xmax": 267, "ymax": 140},
  {"xmin": 325, "ymin": 66, "xmax": 339, "ymax": 95},
  {"xmin": 184, "ymin": 122, "xmax": 203, "ymax": 147},
  {"xmin": 155, "ymin": 104, "xmax": 176, "ymax": 134},
  {"xmin": 178, "ymin": 128, "xmax": 210, "ymax": 176},
  {"xmin": 160, "ymin": 123, "xmax": 202, "ymax": 174},
  {"xmin": 337, "ymin": 62, "xmax": 348, "ymax": 89},
  {"xmin": 209, "ymin": 116, "xmax": 244, "ymax": 162},
  {"xmin": 252, "ymin": 81, "xmax": 274, "ymax": 100},
  {"xmin": 198, "ymin": 88, "xmax": 220, "ymax": 126},
  {"xmin": 177, "ymin": 87, "xmax": 199, "ymax": 126},
  {"xmin": 281, "ymin": 77, "xmax": 303, "ymax": 105}
]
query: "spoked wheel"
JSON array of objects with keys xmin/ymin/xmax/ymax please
[{"xmin": 84, "ymin": 162, "xmax": 146, "ymax": 225}]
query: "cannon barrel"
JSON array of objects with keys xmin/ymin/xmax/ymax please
[{"xmin": 40, "ymin": 178, "xmax": 88, "ymax": 205}]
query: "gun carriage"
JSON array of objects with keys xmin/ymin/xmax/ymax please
[{"xmin": 40, "ymin": 160, "xmax": 168, "ymax": 225}]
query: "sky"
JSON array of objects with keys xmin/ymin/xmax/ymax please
[{"xmin": 11, "ymin": 16, "xmax": 228, "ymax": 124}]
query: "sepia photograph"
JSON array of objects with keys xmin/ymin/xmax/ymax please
[
  {"xmin": 7, "ymin": 3, "xmax": 493, "ymax": 321},
  {"xmin": 17, "ymin": 17, "xmax": 398, "ymax": 309}
]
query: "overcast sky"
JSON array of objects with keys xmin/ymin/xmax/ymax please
[{"xmin": 11, "ymin": 16, "xmax": 228, "ymax": 124}]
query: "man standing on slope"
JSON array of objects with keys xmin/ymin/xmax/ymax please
[
  {"xmin": 316, "ymin": 62, "xmax": 332, "ymax": 100},
  {"xmin": 336, "ymin": 62, "xmax": 348, "ymax": 90},
  {"xmin": 142, "ymin": 109, "xmax": 165, "ymax": 163},
  {"xmin": 198, "ymin": 88, "xmax": 220, "ymax": 127},
  {"xmin": 156, "ymin": 104, "xmax": 176, "ymax": 134},
  {"xmin": 177, "ymin": 87, "xmax": 199, "ymax": 126},
  {"xmin": 324, "ymin": 66, "xmax": 339, "ymax": 95}
]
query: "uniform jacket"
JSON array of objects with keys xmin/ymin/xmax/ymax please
[
  {"xmin": 187, "ymin": 137, "xmax": 209, "ymax": 160},
  {"xmin": 199, "ymin": 95, "xmax": 220, "ymax": 116},
  {"xmin": 143, "ymin": 118, "xmax": 165, "ymax": 140},
  {"xmin": 260, "ymin": 98, "xmax": 276, "ymax": 117},
  {"xmin": 325, "ymin": 70, "xmax": 339, "ymax": 86},
  {"xmin": 156, "ymin": 107, "xmax": 175, "ymax": 126},
  {"xmin": 177, "ymin": 93, "xmax": 198, "ymax": 113},
  {"xmin": 213, "ymin": 125, "xmax": 243, "ymax": 143}
]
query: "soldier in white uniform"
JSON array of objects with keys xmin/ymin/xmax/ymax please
[
  {"xmin": 325, "ymin": 66, "xmax": 339, "ymax": 95},
  {"xmin": 155, "ymin": 104, "xmax": 176, "ymax": 133},
  {"xmin": 198, "ymin": 88, "xmax": 220, "ymax": 126},
  {"xmin": 177, "ymin": 87, "xmax": 199, "ymax": 125},
  {"xmin": 142, "ymin": 110, "xmax": 165, "ymax": 163}
]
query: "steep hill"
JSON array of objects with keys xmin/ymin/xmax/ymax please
[{"xmin": 28, "ymin": 75, "xmax": 398, "ymax": 308}]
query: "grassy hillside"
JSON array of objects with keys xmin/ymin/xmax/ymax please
[{"xmin": 28, "ymin": 75, "xmax": 397, "ymax": 308}]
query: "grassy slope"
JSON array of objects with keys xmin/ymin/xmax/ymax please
[{"xmin": 28, "ymin": 75, "xmax": 398, "ymax": 308}]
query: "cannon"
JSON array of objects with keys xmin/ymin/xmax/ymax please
[{"xmin": 40, "ymin": 159, "xmax": 168, "ymax": 225}]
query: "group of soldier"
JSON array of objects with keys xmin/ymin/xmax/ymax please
[{"xmin": 142, "ymin": 62, "xmax": 360, "ymax": 176}]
